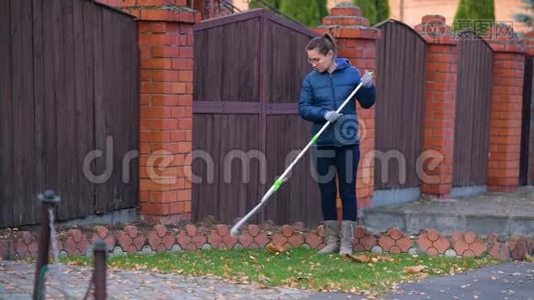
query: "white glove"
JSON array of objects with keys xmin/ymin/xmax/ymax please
[
  {"xmin": 324, "ymin": 111, "xmax": 343, "ymax": 122},
  {"xmin": 361, "ymin": 70, "xmax": 373, "ymax": 88}
]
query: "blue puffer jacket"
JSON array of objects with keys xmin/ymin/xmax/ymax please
[{"xmin": 298, "ymin": 58, "xmax": 376, "ymax": 147}]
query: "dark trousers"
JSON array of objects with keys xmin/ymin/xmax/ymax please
[{"xmin": 312, "ymin": 144, "xmax": 360, "ymax": 221}]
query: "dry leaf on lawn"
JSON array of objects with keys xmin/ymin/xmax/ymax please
[
  {"xmin": 376, "ymin": 255, "xmax": 396, "ymax": 263},
  {"xmin": 266, "ymin": 242, "xmax": 285, "ymax": 254},
  {"xmin": 404, "ymin": 265, "xmax": 427, "ymax": 274},
  {"xmin": 347, "ymin": 254, "xmax": 372, "ymax": 263}
]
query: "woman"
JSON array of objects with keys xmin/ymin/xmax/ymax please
[{"xmin": 298, "ymin": 33, "xmax": 375, "ymax": 256}]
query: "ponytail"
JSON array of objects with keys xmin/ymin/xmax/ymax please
[{"xmin": 305, "ymin": 32, "xmax": 338, "ymax": 56}]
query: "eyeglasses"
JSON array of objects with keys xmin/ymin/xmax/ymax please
[{"xmin": 307, "ymin": 56, "xmax": 324, "ymax": 65}]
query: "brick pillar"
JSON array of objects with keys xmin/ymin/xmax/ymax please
[
  {"xmin": 484, "ymin": 25, "xmax": 527, "ymax": 192},
  {"xmin": 97, "ymin": 0, "xmax": 199, "ymax": 223},
  {"xmin": 415, "ymin": 15, "xmax": 458, "ymax": 198},
  {"xmin": 316, "ymin": 2, "xmax": 378, "ymax": 212}
]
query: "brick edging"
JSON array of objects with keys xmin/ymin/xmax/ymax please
[{"xmin": 1, "ymin": 224, "xmax": 532, "ymax": 261}]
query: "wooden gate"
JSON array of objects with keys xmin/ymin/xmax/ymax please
[
  {"xmin": 374, "ymin": 20, "xmax": 427, "ymax": 190},
  {"xmin": 452, "ymin": 33, "xmax": 493, "ymax": 188},
  {"xmin": 192, "ymin": 9, "xmax": 322, "ymax": 226},
  {"xmin": 0, "ymin": 0, "xmax": 139, "ymax": 227}
]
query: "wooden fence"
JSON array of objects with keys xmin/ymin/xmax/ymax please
[{"xmin": 0, "ymin": 0, "xmax": 139, "ymax": 227}]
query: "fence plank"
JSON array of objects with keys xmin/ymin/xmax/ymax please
[
  {"xmin": 83, "ymin": 0, "xmax": 98, "ymax": 213},
  {"xmin": 93, "ymin": 5, "xmax": 106, "ymax": 214},
  {"xmin": 56, "ymin": 0, "xmax": 80, "ymax": 219},
  {"xmin": 453, "ymin": 37, "xmax": 493, "ymax": 187},
  {"xmin": 95, "ymin": 7, "xmax": 119, "ymax": 213},
  {"xmin": 11, "ymin": 0, "xmax": 36, "ymax": 225},
  {"xmin": 520, "ymin": 57, "xmax": 533, "ymax": 185},
  {"xmin": 122, "ymin": 16, "xmax": 140, "ymax": 209},
  {"xmin": 49, "ymin": 0, "xmax": 69, "ymax": 220},
  {"xmin": 33, "ymin": 0, "xmax": 45, "ymax": 202},
  {"xmin": 21, "ymin": 0, "xmax": 38, "ymax": 223},
  {"xmin": 73, "ymin": 0, "xmax": 95, "ymax": 217},
  {"xmin": 40, "ymin": 0, "xmax": 59, "ymax": 207},
  {"xmin": 374, "ymin": 21, "xmax": 426, "ymax": 189},
  {"xmin": 9, "ymin": 0, "xmax": 22, "ymax": 226},
  {"xmin": 0, "ymin": 0, "xmax": 13, "ymax": 226}
]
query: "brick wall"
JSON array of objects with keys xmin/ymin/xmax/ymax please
[
  {"xmin": 96, "ymin": 0, "xmax": 199, "ymax": 224},
  {"xmin": 4, "ymin": 223, "xmax": 532, "ymax": 261},
  {"xmin": 415, "ymin": 15, "xmax": 458, "ymax": 198},
  {"xmin": 316, "ymin": 3, "xmax": 378, "ymax": 211}
]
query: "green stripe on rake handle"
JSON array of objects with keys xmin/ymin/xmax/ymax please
[
  {"xmin": 272, "ymin": 177, "xmax": 286, "ymax": 191},
  {"xmin": 311, "ymin": 133, "xmax": 320, "ymax": 144}
]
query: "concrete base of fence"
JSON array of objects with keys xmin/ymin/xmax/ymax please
[{"xmin": 1, "ymin": 223, "xmax": 533, "ymax": 261}]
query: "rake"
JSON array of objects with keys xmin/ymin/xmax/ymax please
[{"xmin": 230, "ymin": 81, "xmax": 365, "ymax": 236}]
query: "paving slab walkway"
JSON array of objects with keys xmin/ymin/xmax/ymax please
[
  {"xmin": 0, "ymin": 260, "xmax": 312, "ymax": 299},
  {"xmin": 1, "ymin": 260, "xmax": 533, "ymax": 299},
  {"xmin": 362, "ymin": 186, "xmax": 534, "ymax": 237}
]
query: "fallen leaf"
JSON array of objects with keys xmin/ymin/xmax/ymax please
[
  {"xmin": 347, "ymin": 254, "xmax": 396, "ymax": 264},
  {"xmin": 347, "ymin": 254, "xmax": 372, "ymax": 263},
  {"xmin": 376, "ymin": 255, "xmax": 396, "ymax": 263},
  {"xmin": 266, "ymin": 242, "xmax": 286, "ymax": 254},
  {"xmin": 404, "ymin": 265, "xmax": 427, "ymax": 274}
]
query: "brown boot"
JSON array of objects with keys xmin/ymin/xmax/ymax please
[
  {"xmin": 318, "ymin": 220, "xmax": 340, "ymax": 254},
  {"xmin": 339, "ymin": 220, "xmax": 356, "ymax": 256}
]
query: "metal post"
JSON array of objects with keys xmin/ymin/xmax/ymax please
[
  {"xmin": 93, "ymin": 239, "xmax": 107, "ymax": 300},
  {"xmin": 33, "ymin": 190, "xmax": 61, "ymax": 300}
]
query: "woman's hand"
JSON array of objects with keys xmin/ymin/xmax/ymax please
[
  {"xmin": 324, "ymin": 111, "xmax": 343, "ymax": 122},
  {"xmin": 361, "ymin": 70, "xmax": 374, "ymax": 88}
]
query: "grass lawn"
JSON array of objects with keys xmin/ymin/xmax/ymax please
[{"xmin": 62, "ymin": 247, "xmax": 500, "ymax": 295}]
